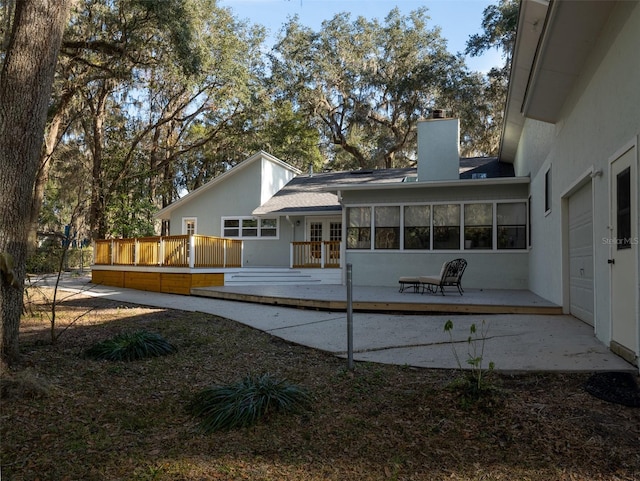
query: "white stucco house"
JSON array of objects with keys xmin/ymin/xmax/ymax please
[
  {"xmin": 95, "ymin": 0, "xmax": 639, "ymax": 366},
  {"xmin": 501, "ymin": 0, "xmax": 639, "ymax": 364},
  {"xmin": 154, "ymin": 115, "xmax": 531, "ymax": 291}
]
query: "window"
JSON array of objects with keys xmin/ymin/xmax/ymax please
[
  {"xmin": 433, "ymin": 204, "xmax": 460, "ymax": 249},
  {"xmin": 497, "ymin": 203, "xmax": 527, "ymax": 249},
  {"xmin": 183, "ymin": 218, "xmax": 197, "ymax": 235},
  {"xmin": 347, "ymin": 207, "xmax": 371, "ymax": 249},
  {"xmin": 346, "ymin": 200, "xmax": 528, "ymax": 251},
  {"xmin": 375, "ymin": 206, "xmax": 400, "ymax": 249},
  {"xmin": 261, "ymin": 218, "xmax": 278, "ymax": 237},
  {"xmin": 528, "ymin": 195, "xmax": 532, "ymax": 247},
  {"xmin": 617, "ymin": 167, "xmax": 631, "ymax": 249},
  {"xmin": 404, "ymin": 205, "xmax": 431, "ymax": 249},
  {"xmin": 242, "ymin": 218, "xmax": 258, "ymax": 237},
  {"xmin": 223, "ymin": 219, "xmax": 240, "ymax": 237},
  {"xmin": 464, "ymin": 204, "xmax": 493, "ymax": 249},
  {"xmin": 545, "ymin": 168, "xmax": 552, "ymax": 213},
  {"xmin": 222, "ymin": 217, "xmax": 278, "ymax": 238}
]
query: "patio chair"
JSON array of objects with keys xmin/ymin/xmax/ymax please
[
  {"xmin": 419, "ymin": 258, "xmax": 467, "ymax": 296},
  {"xmin": 399, "ymin": 260, "xmax": 450, "ymax": 293}
]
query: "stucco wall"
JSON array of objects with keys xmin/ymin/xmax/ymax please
[
  {"xmin": 518, "ymin": 2, "xmax": 640, "ymax": 345},
  {"xmin": 169, "ymin": 159, "xmax": 265, "ymax": 236},
  {"xmin": 345, "ymin": 251, "xmax": 528, "ymax": 289},
  {"xmin": 340, "ymin": 181, "xmax": 530, "ymax": 289}
]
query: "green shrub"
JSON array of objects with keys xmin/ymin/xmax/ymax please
[
  {"xmin": 187, "ymin": 373, "xmax": 311, "ymax": 433},
  {"xmin": 84, "ymin": 330, "xmax": 177, "ymax": 361}
]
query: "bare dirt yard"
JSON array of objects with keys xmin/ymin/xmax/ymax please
[{"xmin": 1, "ymin": 288, "xmax": 639, "ymax": 480}]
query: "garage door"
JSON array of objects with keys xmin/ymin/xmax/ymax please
[{"xmin": 568, "ymin": 181, "xmax": 594, "ymax": 325}]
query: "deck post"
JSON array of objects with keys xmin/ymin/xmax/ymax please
[
  {"xmin": 321, "ymin": 242, "xmax": 325, "ymax": 268},
  {"xmin": 346, "ymin": 263, "xmax": 354, "ymax": 370},
  {"xmin": 223, "ymin": 240, "xmax": 226, "ymax": 268},
  {"xmin": 134, "ymin": 238, "xmax": 139, "ymax": 266},
  {"xmin": 290, "ymin": 243, "xmax": 294, "ymax": 268},
  {"xmin": 110, "ymin": 240, "xmax": 114, "ymax": 265},
  {"xmin": 189, "ymin": 235, "xmax": 195, "ymax": 268},
  {"xmin": 159, "ymin": 237, "xmax": 164, "ymax": 266}
]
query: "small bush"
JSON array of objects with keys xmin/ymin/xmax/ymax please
[
  {"xmin": 187, "ymin": 373, "xmax": 311, "ymax": 433},
  {"xmin": 83, "ymin": 330, "xmax": 177, "ymax": 361}
]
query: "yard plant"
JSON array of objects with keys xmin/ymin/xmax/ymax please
[
  {"xmin": 83, "ymin": 330, "xmax": 177, "ymax": 361},
  {"xmin": 187, "ymin": 373, "xmax": 311, "ymax": 432}
]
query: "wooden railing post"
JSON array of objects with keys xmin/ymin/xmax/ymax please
[
  {"xmin": 189, "ymin": 235, "xmax": 195, "ymax": 268},
  {"xmin": 321, "ymin": 241, "xmax": 326, "ymax": 268},
  {"xmin": 159, "ymin": 237, "xmax": 164, "ymax": 266},
  {"xmin": 134, "ymin": 238, "xmax": 139, "ymax": 266},
  {"xmin": 290, "ymin": 243, "xmax": 294, "ymax": 268}
]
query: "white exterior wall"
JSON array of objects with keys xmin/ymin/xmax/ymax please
[
  {"xmin": 167, "ymin": 155, "xmax": 298, "ymax": 267},
  {"xmin": 342, "ymin": 181, "xmax": 530, "ymax": 289},
  {"xmin": 347, "ymin": 251, "xmax": 528, "ymax": 289},
  {"xmin": 516, "ymin": 2, "xmax": 640, "ymax": 346}
]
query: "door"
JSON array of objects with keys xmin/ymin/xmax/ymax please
[
  {"xmin": 307, "ymin": 217, "xmax": 342, "ymax": 263},
  {"xmin": 610, "ymin": 146, "xmax": 638, "ymax": 362},
  {"xmin": 568, "ymin": 182, "xmax": 594, "ymax": 325}
]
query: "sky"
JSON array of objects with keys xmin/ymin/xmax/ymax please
[{"xmin": 218, "ymin": 0, "xmax": 504, "ymax": 73}]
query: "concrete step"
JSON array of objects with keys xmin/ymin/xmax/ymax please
[{"xmin": 224, "ymin": 268, "xmax": 341, "ymax": 286}]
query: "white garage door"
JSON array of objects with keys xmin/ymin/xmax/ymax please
[{"xmin": 568, "ymin": 181, "xmax": 594, "ymax": 325}]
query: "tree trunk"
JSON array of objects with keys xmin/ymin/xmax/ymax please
[
  {"xmin": 0, "ymin": 0, "xmax": 73, "ymax": 366},
  {"xmin": 87, "ymin": 82, "xmax": 110, "ymax": 240}
]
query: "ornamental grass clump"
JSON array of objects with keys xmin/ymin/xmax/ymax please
[
  {"xmin": 83, "ymin": 330, "xmax": 177, "ymax": 362},
  {"xmin": 187, "ymin": 373, "xmax": 311, "ymax": 433}
]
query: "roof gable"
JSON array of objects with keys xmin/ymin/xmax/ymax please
[{"xmin": 155, "ymin": 151, "xmax": 301, "ymax": 220}]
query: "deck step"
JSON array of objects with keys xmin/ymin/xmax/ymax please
[{"xmin": 224, "ymin": 268, "xmax": 340, "ymax": 286}]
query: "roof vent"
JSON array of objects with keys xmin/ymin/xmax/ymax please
[{"xmin": 432, "ymin": 109, "xmax": 447, "ymax": 119}]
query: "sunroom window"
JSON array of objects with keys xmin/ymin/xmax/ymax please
[
  {"xmin": 497, "ymin": 203, "xmax": 527, "ymax": 249},
  {"xmin": 464, "ymin": 204, "xmax": 493, "ymax": 249},
  {"xmin": 347, "ymin": 207, "xmax": 371, "ymax": 249},
  {"xmin": 375, "ymin": 206, "xmax": 400, "ymax": 249},
  {"xmin": 433, "ymin": 204, "xmax": 460, "ymax": 250},
  {"xmin": 404, "ymin": 205, "xmax": 431, "ymax": 250}
]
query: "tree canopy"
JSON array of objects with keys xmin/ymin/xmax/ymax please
[{"xmin": 269, "ymin": 8, "xmax": 497, "ymax": 170}]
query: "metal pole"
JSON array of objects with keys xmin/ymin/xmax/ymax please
[{"xmin": 346, "ymin": 263, "xmax": 354, "ymax": 370}]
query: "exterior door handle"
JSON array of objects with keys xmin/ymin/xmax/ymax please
[{"xmin": 608, "ymin": 259, "xmax": 615, "ymax": 264}]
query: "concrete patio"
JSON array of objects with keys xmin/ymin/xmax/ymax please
[{"xmin": 50, "ymin": 274, "xmax": 636, "ymax": 373}]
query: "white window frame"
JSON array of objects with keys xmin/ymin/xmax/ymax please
[
  {"xmin": 221, "ymin": 216, "xmax": 279, "ymax": 239},
  {"xmin": 182, "ymin": 217, "xmax": 197, "ymax": 235},
  {"xmin": 344, "ymin": 199, "xmax": 529, "ymax": 252}
]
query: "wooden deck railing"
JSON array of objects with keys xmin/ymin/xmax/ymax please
[
  {"xmin": 291, "ymin": 241, "xmax": 341, "ymax": 268},
  {"xmin": 94, "ymin": 235, "xmax": 242, "ymax": 268}
]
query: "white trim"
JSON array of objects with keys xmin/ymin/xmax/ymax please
[
  {"xmin": 326, "ymin": 176, "xmax": 530, "ymax": 193},
  {"xmin": 607, "ymin": 136, "xmax": 639, "ymax": 364}
]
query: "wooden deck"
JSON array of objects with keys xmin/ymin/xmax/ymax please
[{"xmin": 191, "ymin": 284, "xmax": 563, "ymax": 316}]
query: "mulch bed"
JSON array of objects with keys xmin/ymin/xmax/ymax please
[{"xmin": 1, "ymin": 289, "xmax": 639, "ymax": 480}]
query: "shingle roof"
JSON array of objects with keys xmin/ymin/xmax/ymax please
[
  {"xmin": 252, "ymin": 168, "xmax": 414, "ymax": 216},
  {"xmin": 252, "ymin": 159, "xmax": 516, "ymax": 216}
]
